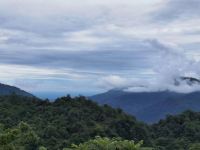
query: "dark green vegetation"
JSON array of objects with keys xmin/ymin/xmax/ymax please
[
  {"xmin": 0, "ymin": 123, "xmax": 150, "ymax": 150},
  {"xmin": 0, "ymin": 94, "xmax": 151, "ymax": 150},
  {"xmin": 0, "ymin": 94, "xmax": 199, "ymax": 149},
  {"xmin": 152, "ymin": 110, "xmax": 200, "ymax": 150}
]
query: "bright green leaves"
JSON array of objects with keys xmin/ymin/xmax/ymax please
[
  {"xmin": 0, "ymin": 122, "xmax": 40, "ymax": 150},
  {"xmin": 65, "ymin": 136, "xmax": 149, "ymax": 150}
]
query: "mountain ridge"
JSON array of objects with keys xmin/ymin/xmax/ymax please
[
  {"xmin": 0, "ymin": 83, "xmax": 34, "ymax": 97},
  {"xmin": 91, "ymin": 89, "xmax": 200, "ymax": 123}
]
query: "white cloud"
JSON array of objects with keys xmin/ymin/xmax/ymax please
[
  {"xmin": 65, "ymin": 30, "xmax": 111, "ymax": 45},
  {"xmin": 97, "ymin": 75, "xmax": 130, "ymax": 89},
  {"xmin": 94, "ymin": 40, "xmax": 200, "ymax": 93}
]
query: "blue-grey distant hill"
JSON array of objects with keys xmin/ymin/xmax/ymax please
[
  {"xmin": 91, "ymin": 77, "xmax": 200, "ymax": 123},
  {"xmin": 0, "ymin": 83, "xmax": 34, "ymax": 97},
  {"xmin": 91, "ymin": 89, "xmax": 200, "ymax": 123}
]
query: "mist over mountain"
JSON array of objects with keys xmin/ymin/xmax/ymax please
[
  {"xmin": 175, "ymin": 76, "xmax": 200, "ymax": 86},
  {"xmin": 122, "ymin": 76, "xmax": 200, "ymax": 93}
]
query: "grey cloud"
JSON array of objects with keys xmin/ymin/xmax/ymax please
[
  {"xmin": 153, "ymin": 0, "xmax": 200, "ymax": 23},
  {"xmin": 0, "ymin": 48, "xmax": 155, "ymax": 72},
  {"xmin": 0, "ymin": 2, "xmax": 114, "ymax": 37},
  {"xmin": 1, "ymin": 0, "xmax": 200, "ymax": 94},
  {"xmin": 0, "ymin": 17, "xmax": 90, "ymax": 37}
]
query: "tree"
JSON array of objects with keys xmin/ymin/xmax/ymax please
[{"xmin": 0, "ymin": 122, "xmax": 40, "ymax": 150}]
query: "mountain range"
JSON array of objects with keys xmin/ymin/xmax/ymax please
[
  {"xmin": 0, "ymin": 77, "xmax": 200, "ymax": 123},
  {"xmin": 91, "ymin": 77, "xmax": 200, "ymax": 123}
]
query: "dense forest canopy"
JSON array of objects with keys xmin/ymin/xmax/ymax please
[{"xmin": 0, "ymin": 94, "xmax": 199, "ymax": 150}]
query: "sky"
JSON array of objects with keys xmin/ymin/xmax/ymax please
[{"xmin": 0, "ymin": 0, "xmax": 200, "ymax": 98}]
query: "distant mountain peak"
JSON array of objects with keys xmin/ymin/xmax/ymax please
[{"xmin": 174, "ymin": 76, "xmax": 200, "ymax": 86}]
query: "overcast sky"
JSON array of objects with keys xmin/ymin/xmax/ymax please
[{"xmin": 1, "ymin": 0, "xmax": 200, "ymax": 98}]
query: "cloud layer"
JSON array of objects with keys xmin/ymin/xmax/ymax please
[{"xmin": 0, "ymin": 0, "xmax": 200, "ymax": 96}]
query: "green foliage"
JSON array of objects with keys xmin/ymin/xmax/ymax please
[
  {"xmin": 0, "ymin": 122, "xmax": 40, "ymax": 150},
  {"xmin": 152, "ymin": 110, "xmax": 200, "ymax": 150},
  {"xmin": 39, "ymin": 146, "xmax": 47, "ymax": 150},
  {"xmin": 0, "ymin": 95, "xmax": 152, "ymax": 150},
  {"xmin": 189, "ymin": 143, "xmax": 200, "ymax": 150},
  {"xmin": 0, "ymin": 95, "xmax": 200, "ymax": 150},
  {"xmin": 65, "ymin": 136, "xmax": 151, "ymax": 150}
]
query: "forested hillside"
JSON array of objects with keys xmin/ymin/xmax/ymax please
[
  {"xmin": 152, "ymin": 110, "xmax": 200, "ymax": 150},
  {"xmin": 0, "ymin": 94, "xmax": 151, "ymax": 149},
  {"xmin": 0, "ymin": 94, "xmax": 199, "ymax": 150}
]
